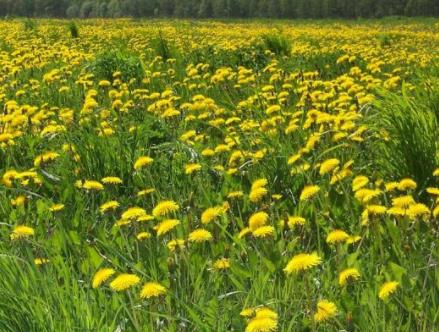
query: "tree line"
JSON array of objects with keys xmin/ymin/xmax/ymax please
[{"xmin": 0, "ymin": 0, "xmax": 438, "ymax": 19}]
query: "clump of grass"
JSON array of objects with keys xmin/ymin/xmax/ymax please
[
  {"xmin": 88, "ymin": 50, "xmax": 144, "ymax": 82},
  {"xmin": 377, "ymin": 33, "xmax": 392, "ymax": 47},
  {"xmin": 192, "ymin": 44, "xmax": 268, "ymax": 71},
  {"xmin": 150, "ymin": 33, "xmax": 177, "ymax": 60},
  {"xmin": 68, "ymin": 21, "xmax": 79, "ymax": 38},
  {"xmin": 366, "ymin": 83, "xmax": 439, "ymax": 192},
  {"xmin": 377, "ymin": 33, "xmax": 403, "ymax": 48},
  {"xmin": 22, "ymin": 19, "xmax": 38, "ymax": 32},
  {"xmin": 260, "ymin": 33, "xmax": 292, "ymax": 56}
]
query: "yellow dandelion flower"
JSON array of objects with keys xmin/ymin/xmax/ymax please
[
  {"xmin": 167, "ymin": 239, "xmax": 186, "ymax": 251},
  {"xmin": 82, "ymin": 180, "xmax": 104, "ymax": 191},
  {"xmin": 397, "ymin": 178, "xmax": 417, "ymax": 191},
  {"xmin": 137, "ymin": 188, "xmax": 155, "ymax": 197},
  {"xmin": 427, "ymin": 187, "xmax": 439, "ymax": 196},
  {"xmin": 255, "ymin": 308, "xmax": 278, "ymax": 320},
  {"xmin": 185, "ymin": 163, "xmax": 202, "ymax": 174},
  {"xmin": 434, "ymin": 168, "xmax": 439, "ymax": 177},
  {"xmin": 250, "ymin": 187, "xmax": 268, "ymax": 203},
  {"xmin": 240, "ymin": 307, "xmax": 256, "ymax": 317},
  {"xmin": 407, "ymin": 203, "xmax": 430, "ymax": 219},
  {"xmin": 392, "ymin": 195, "xmax": 415, "ymax": 208},
  {"xmin": 188, "ymin": 228, "xmax": 213, "ymax": 242},
  {"xmin": 201, "ymin": 206, "xmax": 224, "ymax": 224},
  {"xmin": 10, "ymin": 225, "xmax": 35, "ymax": 240},
  {"xmin": 34, "ymin": 258, "xmax": 49, "ymax": 266},
  {"xmin": 49, "ymin": 203, "xmax": 65, "ymax": 212},
  {"xmin": 101, "ymin": 176, "xmax": 123, "ymax": 184},
  {"xmin": 109, "ymin": 273, "xmax": 140, "ymax": 291},
  {"xmin": 319, "ymin": 158, "xmax": 340, "ymax": 175},
  {"xmin": 287, "ymin": 216, "xmax": 306, "ymax": 227},
  {"xmin": 34, "ymin": 151, "xmax": 60, "ymax": 167},
  {"xmin": 11, "ymin": 195, "xmax": 27, "ymax": 206},
  {"xmin": 92, "ymin": 268, "xmax": 116, "ymax": 289},
  {"xmin": 11, "ymin": 195, "xmax": 26, "ymax": 207},
  {"xmin": 152, "ymin": 200, "xmax": 179, "ymax": 217},
  {"xmin": 339, "ymin": 268, "xmax": 361, "ymax": 286},
  {"xmin": 154, "ymin": 219, "xmax": 180, "ymax": 236},
  {"xmin": 249, "ymin": 211, "xmax": 269, "ymax": 231},
  {"xmin": 140, "ymin": 282, "xmax": 166, "ymax": 299},
  {"xmin": 326, "ymin": 230, "xmax": 349, "ymax": 244},
  {"xmin": 239, "ymin": 227, "xmax": 252, "ymax": 238},
  {"xmin": 245, "ymin": 316, "xmax": 277, "ymax": 332},
  {"xmin": 138, "ymin": 214, "xmax": 154, "ymax": 222},
  {"xmin": 100, "ymin": 200, "xmax": 119, "ymax": 213},
  {"xmin": 252, "ymin": 226, "xmax": 275, "ymax": 238},
  {"xmin": 346, "ymin": 235, "xmax": 361, "ymax": 244},
  {"xmin": 379, "ymin": 281, "xmax": 399, "ymax": 300},
  {"xmin": 352, "ymin": 175, "xmax": 369, "ymax": 192},
  {"xmin": 202, "ymin": 148, "xmax": 215, "ymax": 157},
  {"xmin": 271, "ymin": 194, "xmax": 282, "ymax": 200},
  {"xmin": 121, "ymin": 207, "xmax": 147, "ymax": 220},
  {"xmin": 134, "ymin": 156, "xmax": 154, "ymax": 170},
  {"xmin": 287, "ymin": 153, "xmax": 301, "ymax": 165},
  {"xmin": 387, "ymin": 207, "xmax": 407, "ymax": 217},
  {"xmin": 354, "ymin": 188, "xmax": 381, "ymax": 203},
  {"xmin": 137, "ymin": 232, "xmax": 152, "ymax": 240},
  {"xmin": 251, "ymin": 178, "xmax": 268, "ymax": 190},
  {"xmin": 284, "ymin": 253, "xmax": 322, "ymax": 274},
  {"xmin": 385, "ymin": 181, "xmax": 399, "ymax": 192},
  {"xmin": 367, "ymin": 205, "xmax": 387, "ymax": 215},
  {"xmin": 266, "ymin": 104, "xmax": 281, "ymax": 115},
  {"xmin": 314, "ymin": 300, "xmax": 337, "ymax": 322},
  {"xmin": 227, "ymin": 190, "xmax": 244, "ymax": 199},
  {"xmin": 213, "ymin": 258, "xmax": 231, "ymax": 270},
  {"xmin": 300, "ymin": 185, "xmax": 320, "ymax": 201}
]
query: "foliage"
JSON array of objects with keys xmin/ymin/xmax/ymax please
[
  {"xmin": 22, "ymin": 18, "xmax": 37, "ymax": 31},
  {"xmin": 0, "ymin": 19, "xmax": 439, "ymax": 332},
  {"xmin": 367, "ymin": 83, "xmax": 439, "ymax": 192},
  {"xmin": 260, "ymin": 33, "xmax": 292, "ymax": 56},
  {"xmin": 150, "ymin": 32, "xmax": 176, "ymax": 60},
  {"xmin": 68, "ymin": 21, "xmax": 79, "ymax": 38},
  {"xmin": 0, "ymin": 0, "xmax": 438, "ymax": 18},
  {"xmin": 88, "ymin": 49, "xmax": 144, "ymax": 82}
]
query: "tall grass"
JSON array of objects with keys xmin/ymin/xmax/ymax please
[
  {"xmin": 1, "ymin": 19, "xmax": 439, "ymax": 332},
  {"xmin": 366, "ymin": 83, "xmax": 439, "ymax": 192}
]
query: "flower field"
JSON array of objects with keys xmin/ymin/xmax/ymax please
[{"xmin": 1, "ymin": 19, "xmax": 439, "ymax": 331}]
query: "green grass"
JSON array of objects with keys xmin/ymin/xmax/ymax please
[{"xmin": 0, "ymin": 18, "xmax": 439, "ymax": 331}]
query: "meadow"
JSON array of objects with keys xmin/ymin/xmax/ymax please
[{"xmin": 0, "ymin": 18, "xmax": 439, "ymax": 331}]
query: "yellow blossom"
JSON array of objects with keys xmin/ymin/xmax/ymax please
[
  {"xmin": 314, "ymin": 300, "xmax": 337, "ymax": 322},
  {"xmin": 134, "ymin": 156, "xmax": 154, "ymax": 170},
  {"xmin": 188, "ymin": 229, "xmax": 213, "ymax": 242},
  {"xmin": 284, "ymin": 253, "xmax": 322, "ymax": 274},
  {"xmin": 10, "ymin": 225, "xmax": 35, "ymax": 240},
  {"xmin": 140, "ymin": 282, "xmax": 166, "ymax": 299},
  {"xmin": 152, "ymin": 200, "xmax": 179, "ymax": 217},
  {"xmin": 300, "ymin": 185, "xmax": 320, "ymax": 201},
  {"xmin": 379, "ymin": 281, "xmax": 399, "ymax": 300},
  {"xmin": 92, "ymin": 268, "xmax": 116, "ymax": 289},
  {"xmin": 109, "ymin": 273, "xmax": 140, "ymax": 291}
]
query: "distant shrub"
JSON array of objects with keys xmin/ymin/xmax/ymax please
[
  {"xmin": 377, "ymin": 33, "xmax": 392, "ymax": 47},
  {"xmin": 68, "ymin": 22, "xmax": 79, "ymax": 38},
  {"xmin": 22, "ymin": 19, "xmax": 37, "ymax": 32},
  {"xmin": 261, "ymin": 33, "xmax": 292, "ymax": 56},
  {"xmin": 150, "ymin": 33, "xmax": 177, "ymax": 60},
  {"xmin": 187, "ymin": 43, "xmax": 268, "ymax": 71},
  {"xmin": 88, "ymin": 50, "xmax": 144, "ymax": 82}
]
